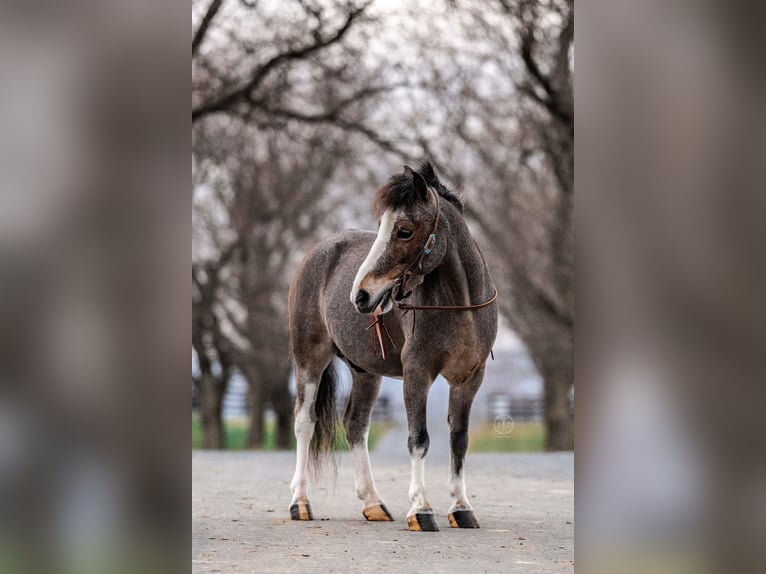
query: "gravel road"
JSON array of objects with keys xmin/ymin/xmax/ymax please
[{"xmin": 193, "ymin": 447, "xmax": 573, "ymax": 573}]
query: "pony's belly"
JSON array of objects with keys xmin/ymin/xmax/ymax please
[{"xmin": 336, "ymin": 347, "xmax": 404, "ymax": 379}]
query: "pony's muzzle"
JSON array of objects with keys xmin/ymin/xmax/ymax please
[
  {"xmin": 354, "ymin": 289, "xmax": 372, "ymax": 313},
  {"xmin": 352, "ymin": 284, "xmax": 395, "ymax": 315}
]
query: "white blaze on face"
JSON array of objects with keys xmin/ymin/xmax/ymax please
[{"xmin": 350, "ymin": 209, "xmax": 396, "ymax": 303}]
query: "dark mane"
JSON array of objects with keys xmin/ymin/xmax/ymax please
[{"xmin": 373, "ymin": 161, "xmax": 464, "ymax": 218}]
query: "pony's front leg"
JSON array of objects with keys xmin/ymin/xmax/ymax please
[
  {"xmin": 403, "ymin": 371, "xmax": 439, "ymax": 532},
  {"xmin": 446, "ymin": 368, "xmax": 484, "ymax": 528}
]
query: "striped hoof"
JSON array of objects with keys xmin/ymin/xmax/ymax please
[
  {"xmin": 448, "ymin": 509, "xmax": 480, "ymax": 528},
  {"xmin": 407, "ymin": 512, "xmax": 439, "ymax": 532},
  {"xmin": 289, "ymin": 501, "xmax": 314, "ymax": 521},
  {"xmin": 363, "ymin": 503, "xmax": 394, "ymax": 522}
]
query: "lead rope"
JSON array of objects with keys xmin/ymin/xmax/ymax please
[{"xmin": 367, "ymin": 314, "xmax": 398, "ymax": 360}]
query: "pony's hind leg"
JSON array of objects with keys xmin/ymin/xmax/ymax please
[
  {"xmin": 446, "ymin": 367, "xmax": 484, "ymax": 528},
  {"xmin": 289, "ymin": 354, "xmax": 335, "ymax": 520},
  {"xmin": 343, "ymin": 371, "xmax": 393, "ymax": 521},
  {"xmin": 289, "ymin": 366, "xmax": 319, "ymax": 520}
]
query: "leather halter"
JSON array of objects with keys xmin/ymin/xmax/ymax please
[
  {"xmin": 393, "ymin": 186, "xmax": 498, "ymax": 312},
  {"xmin": 367, "ymin": 186, "xmax": 498, "ymax": 360},
  {"xmin": 391, "ymin": 186, "xmax": 441, "ymax": 303}
]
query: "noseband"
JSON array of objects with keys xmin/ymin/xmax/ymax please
[{"xmin": 367, "ymin": 187, "xmax": 498, "ymax": 360}]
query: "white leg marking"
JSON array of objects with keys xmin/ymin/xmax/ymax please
[
  {"xmin": 349, "ymin": 430, "xmax": 383, "ymax": 507},
  {"xmin": 350, "ymin": 209, "xmax": 396, "ymax": 301},
  {"xmin": 290, "ymin": 382, "xmax": 316, "ymax": 504},
  {"xmin": 448, "ymin": 468, "xmax": 472, "ymax": 513},
  {"xmin": 407, "ymin": 447, "xmax": 430, "ymax": 516}
]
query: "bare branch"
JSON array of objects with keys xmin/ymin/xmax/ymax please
[
  {"xmin": 193, "ymin": 0, "xmax": 225, "ymax": 58},
  {"xmin": 258, "ymin": 82, "xmax": 409, "ymax": 123},
  {"xmin": 192, "ymin": 2, "xmax": 370, "ymax": 122}
]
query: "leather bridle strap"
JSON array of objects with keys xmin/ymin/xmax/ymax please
[
  {"xmin": 366, "ymin": 286, "xmax": 497, "ymax": 361},
  {"xmin": 392, "ymin": 187, "xmax": 441, "ymax": 301},
  {"xmin": 392, "ymin": 186, "xmax": 498, "ymax": 312},
  {"xmin": 395, "ymin": 286, "xmax": 498, "ymax": 360},
  {"xmin": 396, "ymin": 286, "xmax": 498, "ymax": 312}
]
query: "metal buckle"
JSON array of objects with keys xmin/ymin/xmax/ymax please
[{"xmin": 423, "ymin": 233, "xmax": 437, "ymax": 255}]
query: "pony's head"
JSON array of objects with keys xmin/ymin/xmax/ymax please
[{"xmin": 350, "ymin": 162, "xmax": 462, "ymax": 314}]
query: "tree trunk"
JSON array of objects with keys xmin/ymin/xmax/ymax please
[
  {"xmin": 198, "ymin": 373, "xmax": 225, "ymax": 449},
  {"xmin": 531, "ymin": 331, "xmax": 574, "ymax": 451},
  {"xmin": 269, "ymin": 371, "xmax": 294, "ymax": 449},
  {"xmin": 543, "ymin": 366, "xmax": 573, "ymax": 451},
  {"xmin": 248, "ymin": 378, "xmax": 265, "ymax": 448}
]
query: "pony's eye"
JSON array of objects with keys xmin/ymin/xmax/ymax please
[{"xmin": 396, "ymin": 228, "xmax": 414, "ymax": 240}]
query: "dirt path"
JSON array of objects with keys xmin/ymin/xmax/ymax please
[{"xmin": 193, "ymin": 450, "xmax": 573, "ymax": 572}]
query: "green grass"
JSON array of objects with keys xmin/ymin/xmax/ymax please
[
  {"xmin": 191, "ymin": 416, "xmax": 251, "ymax": 449},
  {"xmin": 192, "ymin": 415, "xmax": 392, "ymax": 451},
  {"xmin": 468, "ymin": 421, "xmax": 546, "ymax": 452}
]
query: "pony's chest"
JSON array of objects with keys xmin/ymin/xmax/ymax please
[
  {"xmin": 426, "ymin": 316, "xmax": 490, "ymax": 384},
  {"xmin": 439, "ymin": 341, "xmax": 486, "ymax": 384}
]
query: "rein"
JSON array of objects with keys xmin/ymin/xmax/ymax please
[
  {"xmin": 397, "ymin": 287, "xmax": 498, "ymax": 312},
  {"xmin": 368, "ymin": 187, "xmax": 498, "ymax": 360}
]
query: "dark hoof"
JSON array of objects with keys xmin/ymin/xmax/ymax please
[
  {"xmin": 448, "ymin": 509, "xmax": 480, "ymax": 528},
  {"xmin": 363, "ymin": 503, "xmax": 394, "ymax": 522},
  {"xmin": 289, "ymin": 501, "xmax": 314, "ymax": 521},
  {"xmin": 407, "ymin": 512, "xmax": 439, "ymax": 532}
]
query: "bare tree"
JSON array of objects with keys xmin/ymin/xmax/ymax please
[
  {"xmin": 192, "ymin": 257, "xmax": 235, "ymax": 449},
  {"xmin": 193, "ymin": 114, "xmax": 368, "ymax": 447},
  {"xmin": 390, "ymin": 0, "xmax": 574, "ymax": 448},
  {"xmin": 191, "ymin": 0, "xmax": 574, "ymax": 451},
  {"xmin": 460, "ymin": 0, "xmax": 574, "ymax": 449},
  {"xmin": 192, "ymin": 0, "xmax": 387, "ymax": 448}
]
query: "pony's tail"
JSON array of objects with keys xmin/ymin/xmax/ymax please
[{"xmin": 309, "ymin": 362, "xmax": 339, "ymax": 476}]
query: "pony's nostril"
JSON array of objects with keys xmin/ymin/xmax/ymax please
[{"xmin": 355, "ymin": 290, "xmax": 370, "ymax": 309}]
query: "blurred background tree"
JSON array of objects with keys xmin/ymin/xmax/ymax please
[{"xmin": 192, "ymin": 0, "xmax": 573, "ymax": 450}]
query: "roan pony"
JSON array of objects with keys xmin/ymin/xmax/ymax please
[{"xmin": 288, "ymin": 162, "xmax": 498, "ymax": 531}]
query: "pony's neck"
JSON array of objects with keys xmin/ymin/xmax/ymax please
[{"xmin": 422, "ymin": 201, "xmax": 493, "ymax": 306}]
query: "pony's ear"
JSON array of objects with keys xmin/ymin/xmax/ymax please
[
  {"xmin": 403, "ymin": 165, "xmax": 428, "ymax": 202},
  {"xmin": 411, "ymin": 170, "xmax": 428, "ymax": 201}
]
